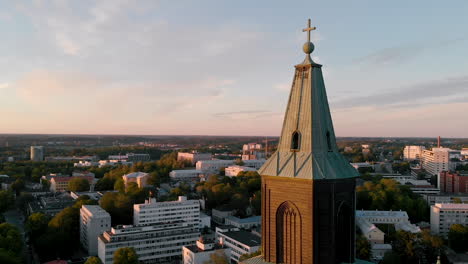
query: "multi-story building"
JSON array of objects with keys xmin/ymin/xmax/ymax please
[
  {"xmin": 217, "ymin": 230, "xmax": 260, "ymax": 263},
  {"xmin": 127, "ymin": 153, "xmax": 151, "ymax": 162},
  {"xmin": 224, "ymin": 216, "xmax": 261, "ymax": 230},
  {"xmin": 107, "ymin": 153, "xmax": 150, "ymax": 162},
  {"xmin": 182, "ymin": 238, "xmax": 230, "ymax": 264},
  {"xmin": 242, "ymin": 143, "xmax": 265, "ymax": 161},
  {"xmin": 133, "ymin": 196, "xmax": 200, "ymax": 227},
  {"xmin": 98, "ymin": 223, "xmax": 199, "ymax": 264},
  {"xmin": 439, "ymin": 171, "xmax": 468, "ymax": 193},
  {"xmin": 422, "ymin": 148, "xmax": 460, "ymax": 176},
  {"xmin": 356, "ymin": 210, "xmax": 420, "ymax": 233},
  {"xmin": 225, "ymin": 166, "xmax": 257, "ymax": 177},
  {"xmin": 430, "ymin": 203, "xmax": 468, "ymax": 237},
  {"xmin": 30, "ymin": 146, "xmax": 45, "ymax": 161},
  {"xmin": 80, "ymin": 205, "xmax": 111, "ymax": 256},
  {"xmin": 422, "ymin": 193, "xmax": 468, "ymax": 205},
  {"xmin": 98, "ymin": 160, "xmax": 133, "ymax": 168},
  {"xmin": 50, "ymin": 176, "xmax": 94, "ymax": 192},
  {"xmin": 122, "ymin": 172, "xmax": 150, "ymax": 188},
  {"xmin": 403, "ymin": 146, "xmax": 426, "ymax": 160},
  {"xmin": 199, "ymin": 212, "xmax": 211, "ymax": 229},
  {"xmin": 242, "ymin": 159, "xmax": 266, "ymax": 170},
  {"xmin": 169, "ymin": 170, "xmax": 203, "ymax": 181},
  {"xmin": 178, "ymin": 152, "xmax": 212, "ymax": 165},
  {"xmin": 211, "ymin": 208, "xmax": 235, "ymax": 225},
  {"xmin": 196, "ymin": 160, "xmax": 235, "ymax": 174}
]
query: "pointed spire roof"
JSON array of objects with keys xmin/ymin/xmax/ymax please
[{"xmin": 259, "ymin": 20, "xmax": 358, "ymax": 180}]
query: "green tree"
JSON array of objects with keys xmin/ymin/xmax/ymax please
[
  {"xmin": 114, "ymin": 179, "xmax": 125, "ymax": 193},
  {"xmin": 68, "ymin": 177, "xmax": 90, "ymax": 192},
  {"xmin": 26, "ymin": 212, "xmax": 50, "ymax": 243},
  {"xmin": 113, "ymin": 247, "xmax": 138, "ymax": 264},
  {"xmin": 0, "ymin": 249, "xmax": 21, "ymax": 264},
  {"xmin": 95, "ymin": 177, "xmax": 115, "ymax": 191},
  {"xmin": 207, "ymin": 250, "xmax": 230, "ymax": 264},
  {"xmin": 85, "ymin": 256, "xmax": 103, "ymax": 264},
  {"xmin": 356, "ymin": 234, "xmax": 371, "ymax": 260},
  {"xmin": 448, "ymin": 224, "xmax": 468, "ymax": 253},
  {"xmin": 10, "ymin": 178, "xmax": 25, "ymax": 195},
  {"xmin": 100, "ymin": 192, "xmax": 133, "ymax": 225},
  {"xmin": 0, "ymin": 223, "xmax": 23, "ymax": 257},
  {"xmin": 452, "ymin": 197, "xmax": 462, "ymax": 204}
]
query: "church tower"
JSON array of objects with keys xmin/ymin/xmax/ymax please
[{"xmin": 257, "ymin": 19, "xmax": 360, "ymax": 264}]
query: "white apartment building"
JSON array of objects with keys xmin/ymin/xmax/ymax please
[
  {"xmin": 422, "ymin": 193, "xmax": 468, "ymax": 206},
  {"xmin": 403, "ymin": 146, "xmax": 426, "ymax": 160},
  {"xmin": 430, "ymin": 203, "xmax": 468, "ymax": 237},
  {"xmin": 169, "ymin": 170, "xmax": 203, "ymax": 181},
  {"xmin": 98, "ymin": 223, "xmax": 199, "ymax": 264},
  {"xmin": 242, "ymin": 159, "xmax": 266, "ymax": 170},
  {"xmin": 182, "ymin": 238, "xmax": 230, "ymax": 264},
  {"xmin": 217, "ymin": 230, "xmax": 260, "ymax": 263},
  {"xmin": 178, "ymin": 152, "xmax": 212, "ymax": 165},
  {"xmin": 133, "ymin": 196, "xmax": 200, "ymax": 228},
  {"xmin": 242, "ymin": 143, "xmax": 265, "ymax": 160},
  {"xmin": 98, "ymin": 160, "xmax": 133, "ymax": 168},
  {"xmin": 122, "ymin": 172, "xmax": 150, "ymax": 188},
  {"xmin": 225, "ymin": 165, "xmax": 257, "ymax": 177},
  {"xmin": 421, "ymin": 148, "xmax": 459, "ymax": 176},
  {"xmin": 196, "ymin": 160, "xmax": 235, "ymax": 174},
  {"xmin": 80, "ymin": 205, "xmax": 111, "ymax": 256},
  {"xmin": 74, "ymin": 161, "xmax": 100, "ymax": 167}
]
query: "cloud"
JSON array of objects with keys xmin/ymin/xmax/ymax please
[
  {"xmin": 333, "ymin": 102, "xmax": 468, "ymax": 138},
  {"xmin": 213, "ymin": 110, "xmax": 280, "ymax": 120},
  {"xmin": 333, "ymin": 74, "xmax": 468, "ymax": 109},
  {"xmin": 354, "ymin": 35, "xmax": 468, "ymax": 66},
  {"xmin": 0, "ymin": 83, "xmax": 9, "ymax": 89}
]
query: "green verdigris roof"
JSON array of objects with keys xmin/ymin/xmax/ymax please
[{"xmin": 258, "ymin": 53, "xmax": 359, "ymax": 180}]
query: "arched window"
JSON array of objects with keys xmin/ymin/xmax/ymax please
[
  {"xmin": 276, "ymin": 201, "xmax": 302, "ymax": 263},
  {"xmin": 326, "ymin": 131, "xmax": 332, "ymax": 152},
  {"xmin": 291, "ymin": 131, "xmax": 300, "ymax": 151}
]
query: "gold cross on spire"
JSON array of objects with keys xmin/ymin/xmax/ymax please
[{"xmin": 302, "ymin": 18, "xmax": 316, "ymax": 42}]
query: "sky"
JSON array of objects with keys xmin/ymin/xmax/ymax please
[{"xmin": 1, "ymin": 0, "xmax": 467, "ymax": 137}]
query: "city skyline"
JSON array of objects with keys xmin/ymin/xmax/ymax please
[{"xmin": 1, "ymin": 1, "xmax": 468, "ymax": 137}]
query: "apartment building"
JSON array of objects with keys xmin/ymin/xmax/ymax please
[
  {"xmin": 177, "ymin": 152, "xmax": 212, "ymax": 165},
  {"xmin": 403, "ymin": 145, "xmax": 426, "ymax": 160},
  {"xmin": 422, "ymin": 148, "xmax": 459, "ymax": 176},
  {"xmin": 196, "ymin": 160, "xmax": 235, "ymax": 174},
  {"xmin": 430, "ymin": 203, "xmax": 468, "ymax": 237},
  {"xmin": 80, "ymin": 205, "xmax": 111, "ymax": 256},
  {"xmin": 133, "ymin": 196, "xmax": 200, "ymax": 228},
  {"xmin": 439, "ymin": 171, "xmax": 468, "ymax": 193},
  {"xmin": 98, "ymin": 223, "xmax": 199, "ymax": 264},
  {"xmin": 217, "ymin": 230, "xmax": 260, "ymax": 263}
]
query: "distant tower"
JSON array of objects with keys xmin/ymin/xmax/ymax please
[
  {"xmin": 30, "ymin": 146, "xmax": 44, "ymax": 161},
  {"xmin": 252, "ymin": 19, "xmax": 361, "ymax": 264},
  {"xmin": 437, "ymin": 136, "xmax": 441, "ymax": 148}
]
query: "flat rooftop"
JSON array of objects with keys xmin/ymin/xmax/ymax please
[
  {"xmin": 434, "ymin": 203, "xmax": 468, "ymax": 209},
  {"xmin": 220, "ymin": 230, "xmax": 260, "ymax": 247}
]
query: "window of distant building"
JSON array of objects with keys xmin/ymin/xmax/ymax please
[{"xmin": 291, "ymin": 131, "xmax": 301, "ymax": 151}]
